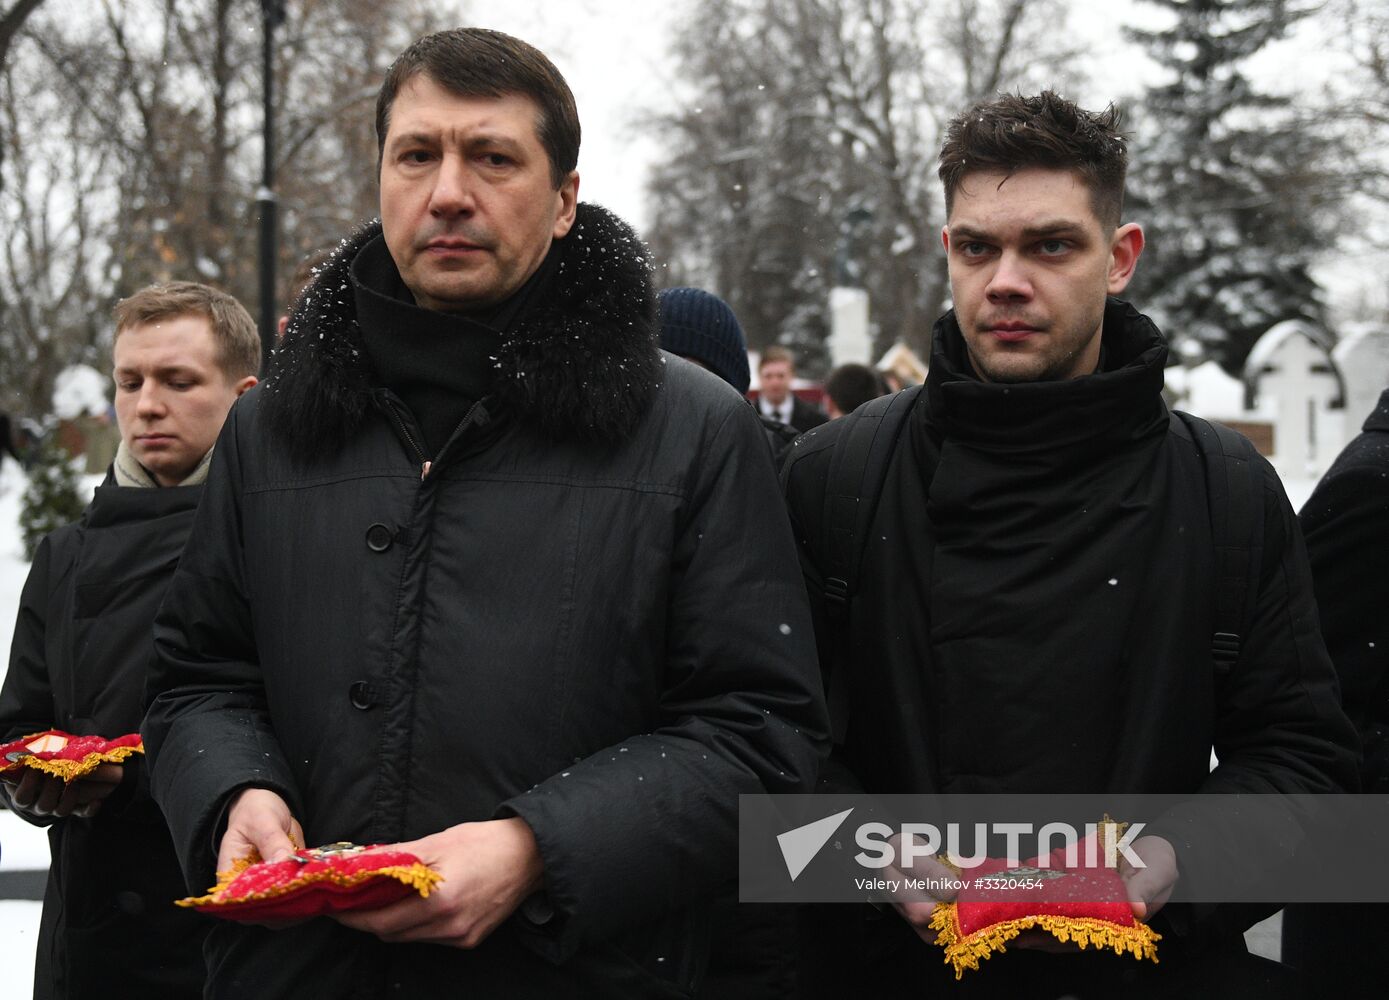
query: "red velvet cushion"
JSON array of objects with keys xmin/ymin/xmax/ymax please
[
  {"xmin": 0, "ymin": 729, "xmax": 143, "ymax": 780},
  {"xmin": 930, "ymin": 828, "xmax": 1160, "ymax": 978},
  {"xmin": 178, "ymin": 842, "xmax": 441, "ymax": 922}
]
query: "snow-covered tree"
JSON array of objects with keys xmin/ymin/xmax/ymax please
[
  {"xmin": 1125, "ymin": 0, "xmax": 1352, "ymax": 373},
  {"xmin": 19, "ymin": 436, "xmax": 83, "ymax": 560},
  {"xmin": 645, "ymin": 0, "xmax": 1085, "ymax": 369}
]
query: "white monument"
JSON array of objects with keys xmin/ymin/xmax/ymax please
[
  {"xmin": 1243, "ymin": 320, "xmax": 1346, "ymax": 480},
  {"xmin": 1332, "ymin": 323, "xmax": 1389, "ymax": 434},
  {"xmin": 828, "ymin": 287, "xmax": 871, "ymax": 366}
]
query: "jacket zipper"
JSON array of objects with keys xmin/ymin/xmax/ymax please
[
  {"xmin": 380, "ymin": 395, "xmax": 487, "ymax": 481},
  {"xmin": 379, "ymin": 396, "xmax": 430, "ymax": 479}
]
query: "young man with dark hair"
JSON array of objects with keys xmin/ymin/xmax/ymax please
[
  {"xmin": 784, "ymin": 91, "xmax": 1356, "ymax": 995},
  {"xmin": 822, "ymin": 363, "xmax": 887, "ymax": 419},
  {"xmin": 0, "ymin": 281, "xmax": 258, "ymax": 999},
  {"xmin": 142, "ymin": 28, "xmax": 826, "ymax": 999}
]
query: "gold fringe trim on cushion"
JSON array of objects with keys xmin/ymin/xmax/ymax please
[
  {"xmin": 929, "ymin": 902, "xmax": 1161, "ymax": 979},
  {"xmin": 177, "ymin": 856, "xmax": 442, "ymax": 909},
  {"xmin": 19, "ymin": 745, "xmax": 143, "ymax": 781}
]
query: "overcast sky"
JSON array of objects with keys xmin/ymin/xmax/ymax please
[{"xmin": 470, "ymin": 1, "xmax": 1356, "ymax": 220}]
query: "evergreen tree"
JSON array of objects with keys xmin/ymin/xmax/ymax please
[
  {"xmin": 19, "ymin": 436, "xmax": 83, "ymax": 559},
  {"xmin": 1126, "ymin": 0, "xmax": 1350, "ymax": 373}
]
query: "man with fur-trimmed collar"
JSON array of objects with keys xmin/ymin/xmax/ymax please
[
  {"xmin": 142, "ymin": 28, "xmax": 826, "ymax": 999},
  {"xmin": 0, "ymin": 281, "xmax": 259, "ymax": 999}
]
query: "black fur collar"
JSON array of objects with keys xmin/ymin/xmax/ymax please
[{"xmin": 262, "ymin": 203, "xmax": 661, "ymax": 459}]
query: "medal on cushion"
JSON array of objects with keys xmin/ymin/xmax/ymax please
[
  {"xmin": 0, "ymin": 729, "xmax": 143, "ymax": 781},
  {"xmin": 177, "ymin": 841, "xmax": 442, "ymax": 921},
  {"xmin": 929, "ymin": 818, "xmax": 1161, "ymax": 978}
]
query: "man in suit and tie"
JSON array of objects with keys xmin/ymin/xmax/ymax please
[{"xmin": 757, "ymin": 345, "xmax": 828, "ymax": 432}]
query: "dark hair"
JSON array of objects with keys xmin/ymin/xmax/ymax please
[
  {"xmin": 938, "ymin": 91, "xmax": 1128, "ymax": 230},
  {"xmin": 114, "ymin": 281, "xmax": 260, "ymax": 379},
  {"xmin": 824, "ymin": 363, "xmax": 887, "ymax": 416},
  {"xmin": 375, "ymin": 28, "xmax": 580, "ymax": 189}
]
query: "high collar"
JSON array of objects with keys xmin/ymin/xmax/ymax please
[
  {"xmin": 350, "ymin": 234, "xmax": 501, "ymax": 454},
  {"xmin": 261, "ymin": 203, "xmax": 661, "ymax": 462},
  {"xmin": 86, "ymin": 468, "xmax": 203, "ymax": 529},
  {"xmin": 925, "ymin": 298, "xmax": 1171, "ymax": 456}
]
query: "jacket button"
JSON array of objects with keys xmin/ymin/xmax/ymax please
[
  {"xmin": 349, "ymin": 681, "xmax": 373, "ymax": 710},
  {"xmin": 365, "ymin": 523, "xmax": 392, "ymax": 552}
]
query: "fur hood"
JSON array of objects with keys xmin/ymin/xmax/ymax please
[{"xmin": 262, "ymin": 203, "xmax": 661, "ymax": 459}]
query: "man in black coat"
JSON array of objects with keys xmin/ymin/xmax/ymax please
[
  {"xmin": 758, "ymin": 346, "xmax": 829, "ymax": 432},
  {"xmin": 0, "ymin": 282, "xmax": 260, "ymax": 999},
  {"xmin": 141, "ymin": 29, "xmax": 827, "ymax": 999},
  {"xmin": 782, "ymin": 92, "xmax": 1358, "ymax": 997},
  {"xmin": 1281, "ymin": 387, "xmax": 1389, "ymax": 996}
]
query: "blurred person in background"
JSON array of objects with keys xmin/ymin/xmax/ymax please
[
  {"xmin": 758, "ymin": 345, "xmax": 828, "ymax": 432},
  {"xmin": 658, "ymin": 286, "xmax": 799, "ymax": 464},
  {"xmin": 822, "ymin": 362, "xmax": 888, "ymax": 419}
]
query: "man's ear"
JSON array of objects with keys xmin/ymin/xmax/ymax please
[
  {"xmin": 1107, "ymin": 223, "xmax": 1144, "ymax": 295},
  {"xmin": 941, "ymin": 225, "xmax": 951, "ymax": 253},
  {"xmin": 552, "ymin": 170, "xmax": 579, "ymax": 239},
  {"xmin": 234, "ymin": 375, "xmax": 258, "ymax": 397}
]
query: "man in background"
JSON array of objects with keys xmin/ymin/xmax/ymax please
[
  {"xmin": 822, "ymin": 362, "xmax": 887, "ymax": 419},
  {"xmin": 657, "ymin": 286, "xmax": 799, "ymax": 463},
  {"xmin": 0, "ymin": 281, "xmax": 259, "ymax": 999},
  {"xmin": 1282, "ymin": 385, "xmax": 1389, "ymax": 997},
  {"xmin": 758, "ymin": 345, "xmax": 828, "ymax": 432}
]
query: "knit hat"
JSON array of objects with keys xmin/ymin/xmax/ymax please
[{"xmin": 657, "ymin": 287, "xmax": 751, "ymax": 395}]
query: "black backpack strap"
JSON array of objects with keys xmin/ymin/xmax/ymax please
[
  {"xmin": 1174, "ymin": 410, "xmax": 1266, "ymax": 679},
  {"xmin": 820, "ymin": 385, "xmax": 924, "ymax": 743}
]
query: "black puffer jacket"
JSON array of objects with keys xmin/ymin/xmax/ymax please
[
  {"xmin": 143, "ymin": 205, "xmax": 828, "ymax": 999},
  {"xmin": 0, "ymin": 478, "xmax": 208, "ymax": 1000},
  {"xmin": 1298, "ymin": 387, "xmax": 1389, "ymax": 790},
  {"xmin": 782, "ymin": 301, "xmax": 1358, "ymax": 996},
  {"xmin": 1281, "ymin": 388, "xmax": 1389, "ymax": 997}
]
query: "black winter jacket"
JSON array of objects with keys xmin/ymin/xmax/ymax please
[
  {"xmin": 1280, "ymin": 394, "xmax": 1389, "ymax": 996},
  {"xmin": 1299, "ymin": 387, "xmax": 1389, "ymax": 790},
  {"xmin": 0, "ymin": 477, "xmax": 208, "ymax": 1000},
  {"xmin": 782, "ymin": 301, "xmax": 1358, "ymax": 995},
  {"xmin": 143, "ymin": 205, "xmax": 828, "ymax": 999}
]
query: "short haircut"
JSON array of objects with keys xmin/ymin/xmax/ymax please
[
  {"xmin": 938, "ymin": 91, "xmax": 1129, "ymax": 230},
  {"xmin": 376, "ymin": 28, "xmax": 580, "ymax": 189},
  {"xmin": 825, "ymin": 363, "xmax": 887, "ymax": 416},
  {"xmin": 114, "ymin": 282, "xmax": 260, "ymax": 380},
  {"xmin": 759, "ymin": 344, "xmax": 795, "ymax": 372}
]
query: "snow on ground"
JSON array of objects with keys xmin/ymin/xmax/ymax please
[
  {"xmin": 0, "ymin": 901, "xmax": 40, "ymax": 995},
  {"xmin": 0, "ymin": 810, "xmax": 49, "ymax": 871}
]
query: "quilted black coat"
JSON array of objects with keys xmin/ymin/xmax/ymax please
[
  {"xmin": 0, "ymin": 479, "xmax": 209, "ymax": 999},
  {"xmin": 143, "ymin": 205, "xmax": 828, "ymax": 999}
]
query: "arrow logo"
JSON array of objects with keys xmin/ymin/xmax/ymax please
[{"xmin": 777, "ymin": 807, "xmax": 854, "ymax": 881}]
